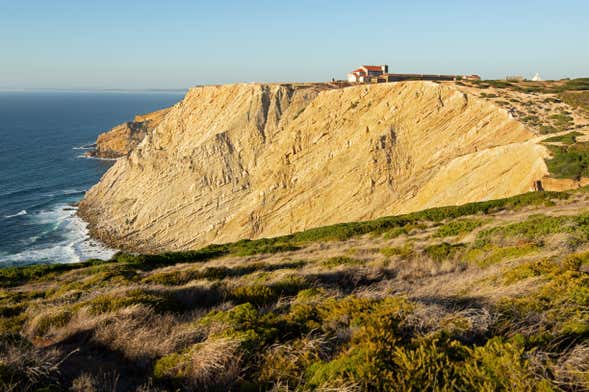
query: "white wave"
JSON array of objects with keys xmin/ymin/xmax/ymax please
[
  {"xmin": 3, "ymin": 210, "xmax": 27, "ymax": 219},
  {"xmin": 42, "ymin": 188, "xmax": 86, "ymax": 198},
  {"xmin": 76, "ymin": 154, "xmax": 118, "ymax": 161},
  {"xmin": 72, "ymin": 143, "xmax": 96, "ymax": 150},
  {"xmin": 0, "ymin": 204, "xmax": 117, "ymax": 265}
]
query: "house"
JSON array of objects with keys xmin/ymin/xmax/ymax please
[
  {"xmin": 347, "ymin": 65, "xmax": 480, "ymax": 84},
  {"xmin": 347, "ymin": 65, "xmax": 388, "ymax": 83}
]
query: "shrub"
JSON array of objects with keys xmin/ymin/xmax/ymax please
[
  {"xmin": 457, "ymin": 337, "xmax": 541, "ymax": 391},
  {"xmin": 153, "ymin": 338, "xmax": 242, "ymax": 390},
  {"xmin": 550, "ymin": 112, "xmax": 574, "ymax": 129},
  {"xmin": 84, "ymin": 289, "xmax": 183, "ymax": 315},
  {"xmin": 543, "ymin": 131, "xmax": 582, "ymax": 145},
  {"xmin": 0, "ymin": 259, "xmax": 109, "ymax": 288},
  {"xmin": 539, "ymin": 125, "xmax": 559, "ymax": 134},
  {"xmin": 380, "ymin": 244, "xmax": 413, "ymax": 258},
  {"xmin": 382, "ymin": 226, "xmax": 407, "ymax": 239},
  {"xmin": 475, "ymin": 213, "xmax": 586, "ymax": 245},
  {"xmin": 26, "ymin": 307, "xmax": 73, "ymax": 337},
  {"xmin": 230, "ymin": 276, "xmax": 309, "ymax": 306},
  {"xmin": 424, "ymin": 242, "xmax": 465, "ymax": 262},
  {"xmin": 465, "ymin": 244, "xmax": 538, "ymax": 268},
  {"xmin": 230, "ymin": 285, "xmax": 276, "ymax": 306},
  {"xmin": 560, "ymin": 91, "xmax": 589, "ymax": 112},
  {"xmin": 546, "ymin": 143, "xmax": 589, "ymax": 180}
]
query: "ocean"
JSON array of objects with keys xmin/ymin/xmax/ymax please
[{"xmin": 0, "ymin": 91, "xmax": 183, "ymax": 267}]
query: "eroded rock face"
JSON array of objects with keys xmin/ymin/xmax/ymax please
[
  {"xmin": 79, "ymin": 82, "xmax": 550, "ymax": 252},
  {"xmin": 86, "ymin": 107, "xmax": 171, "ymax": 158}
]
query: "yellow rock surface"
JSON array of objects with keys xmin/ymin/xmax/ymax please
[
  {"xmin": 91, "ymin": 107, "xmax": 170, "ymax": 158},
  {"xmin": 79, "ymin": 81, "xmax": 550, "ymax": 252}
]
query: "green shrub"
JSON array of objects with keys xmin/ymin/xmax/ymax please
[
  {"xmin": 543, "ymin": 131, "xmax": 582, "ymax": 145},
  {"xmin": 560, "ymin": 91, "xmax": 589, "ymax": 112},
  {"xmin": 229, "ymin": 239, "xmax": 300, "ymax": 256},
  {"xmin": 230, "ymin": 276, "xmax": 308, "ymax": 306},
  {"xmin": 476, "ymin": 213, "xmax": 587, "ymax": 245},
  {"xmin": 550, "ymin": 112, "xmax": 574, "ymax": 129},
  {"xmin": 382, "ymin": 226, "xmax": 407, "ymax": 239},
  {"xmin": 230, "ymin": 285, "xmax": 276, "ymax": 306},
  {"xmin": 0, "ymin": 259, "xmax": 109, "ymax": 288},
  {"xmin": 84, "ymin": 289, "xmax": 183, "ymax": 314},
  {"xmin": 546, "ymin": 143, "xmax": 589, "ymax": 179},
  {"xmin": 28, "ymin": 307, "xmax": 73, "ymax": 337},
  {"xmin": 539, "ymin": 125, "xmax": 559, "ymax": 134},
  {"xmin": 563, "ymin": 78, "xmax": 589, "ymax": 91},
  {"xmin": 457, "ymin": 337, "xmax": 542, "ymax": 391},
  {"xmin": 380, "ymin": 244, "xmax": 413, "ymax": 258},
  {"xmin": 465, "ymin": 244, "xmax": 538, "ymax": 268},
  {"xmin": 424, "ymin": 242, "xmax": 465, "ymax": 262}
]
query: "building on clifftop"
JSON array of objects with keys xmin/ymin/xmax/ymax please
[
  {"xmin": 347, "ymin": 65, "xmax": 480, "ymax": 84},
  {"xmin": 347, "ymin": 65, "xmax": 389, "ymax": 83}
]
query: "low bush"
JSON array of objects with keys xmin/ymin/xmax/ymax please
[
  {"xmin": 465, "ymin": 243, "xmax": 538, "ymax": 268},
  {"xmin": 475, "ymin": 213, "xmax": 589, "ymax": 246},
  {"xmin": 543, "ymin": 131, "xmax": 582, "ymax": 145},
  {"xmin": 539, "ymin": 125, "xmax": 559, "ymax": 134},
  {"xmin": 83, "ymin": 289, "xmax": 184, "ymax": 315},
  {"xmin": 550, "ymin": 112, "xmax": 574, "ymax": 129},
  {"xmin": 546, "ymin": 143, "xmax": 589, "ymax": 179},
  {"xmin": 560, "ymin": 91, "xmax": 589, "ymax": 112},
  {"xmin": 380, "ymin": 244, "xmax": 413, "ymax": 258},
  {"xmin": 26, "ymin": 307, "xmax": 74, "ymax": 337},
  {"xmin": 424, "ymin": 242, "xmax": 466, "ymax": 262}
]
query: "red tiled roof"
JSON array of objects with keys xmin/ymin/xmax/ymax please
[{"xmin": 362, "ymin": 65, "xmax": 384, "ymax": 71}]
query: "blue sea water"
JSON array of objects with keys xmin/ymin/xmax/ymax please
[{"xmin": 0, "ymin": 91, "xmax": 183, "ymax": 267}]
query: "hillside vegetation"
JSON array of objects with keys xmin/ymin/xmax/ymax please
[
  {"xmin": 2, "ymin": 188, "xmax": 589, "ymax": 391},
  {"xmin": 458, "ymin": 78, "xmax": 589, "ymax": 185}
]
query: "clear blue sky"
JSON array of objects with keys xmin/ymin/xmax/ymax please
[{"xmin": 1, "ymin": 0, "xmax": 587, "ymax": 89}]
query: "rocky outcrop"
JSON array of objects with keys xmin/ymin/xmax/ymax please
[
  {"xmin": 79, "ymin": 81, "xmax": 550, "ymax": 252},
  {"xmin": 86, "ymin": 107, "xmax": 171, "ymax": 158}
]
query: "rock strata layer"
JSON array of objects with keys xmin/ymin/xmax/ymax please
[{"xmin": 79, "ymin": 82, "xmax": 550, "ymax": 252}]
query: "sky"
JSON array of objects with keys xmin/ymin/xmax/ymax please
[{"xmin": 1, "ymin": 0, "xmax": 588, "ymax": 90}]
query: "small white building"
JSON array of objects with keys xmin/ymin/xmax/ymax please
[
  {"xmin": 532, "ymin": 72, "xmax": 543, "ymax": 82},
  {"xmin": 347, "ymin": 65, "xmax": 388, "ymax": 83}
]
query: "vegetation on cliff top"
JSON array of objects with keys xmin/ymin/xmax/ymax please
[{"xmin": 1, "ymin": 187, "xmax": 589, "ymax": 391}]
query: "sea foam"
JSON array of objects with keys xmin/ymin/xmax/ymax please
[
  {"xmin": 0, "ymin": 204, "xmax": 116, "ymax": 266},
  {"xmin": 3, "ymin": 210, "xmax": 27, "ymax": 219}
]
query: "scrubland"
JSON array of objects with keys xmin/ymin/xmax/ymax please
[{"xmin": 1, "ymin": 188, "xmax": 588, "ymax": 391}]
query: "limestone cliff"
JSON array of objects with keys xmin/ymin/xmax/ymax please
[
  {"xmin": 79, "ymin": 82, "xmax": 550, "ymax": 252},
  {"xmin": 86, "ymin": 107, "xmax": 170, "ymax": 158}
]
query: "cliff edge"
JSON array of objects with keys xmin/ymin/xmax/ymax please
[
  {"xmin": 86, "ymin": 107, "xmax": 171, "ymax": 158},
  {"xmin": 79, "ymin": 81, "xmax": 550, "ymax": 252}
]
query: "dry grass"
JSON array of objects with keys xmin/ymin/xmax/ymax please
[
  {"xmin": 0, "ymin": 339, "xmax": 67, "ymax": 391},
  {"xmin": 154, "ymin": 337, "xmax": 243, "ymax": 390},
  {"xmin": 3, "ymin": 189, "xmax": 589, "ymax": 390},
  {"xmin": 91, "ymin": 305, "xmax": 203, "ymax": 361},
  {"xmin": 553, "ymin": 344, "xmax": 589, "ymax": 389}
]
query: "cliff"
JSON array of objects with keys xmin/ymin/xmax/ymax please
[
  {"xmin": 86, "ymin": 107, "xmax": 171, "ymax": 158},
  {"xmin": 79, "ymin": 81, "xmax": 550, "ymax": 252}
]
